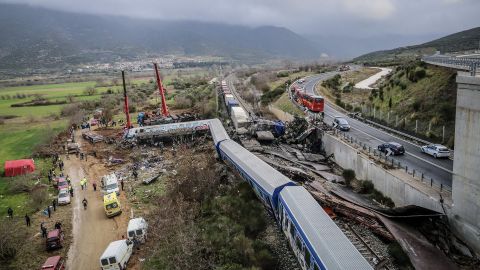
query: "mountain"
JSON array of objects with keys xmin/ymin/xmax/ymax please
[
  {"xmin": 307, "ymin": 33, "xmax": 441, "ymax": 60},
  {"xmin": 353, "ymin": 27, "xmax": 480, "ymax": 63},
  {"xmin": 0, "ymin": 4, "xmax": 321, "ymax": 70}
]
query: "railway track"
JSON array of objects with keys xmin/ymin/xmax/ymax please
[
  {"xmin": 224, "ymin": 74, "xmax": 256, "ymax": 117},
  {"xmin": 339, "ymin": 222, "xmax": 390, "ymax": 269}
]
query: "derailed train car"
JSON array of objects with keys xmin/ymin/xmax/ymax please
[{"xmin": 209, "ymin": 119, "xmax": 373, "ymax": 270}]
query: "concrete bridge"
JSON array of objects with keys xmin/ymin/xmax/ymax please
[{"xmin": 422, "ymin": 54, "xmax": 479, "ymax": 75}]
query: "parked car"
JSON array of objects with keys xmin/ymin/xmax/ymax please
[
  {"xmin": 90, "ymin": 119, "xmax": 98, "ymax": 126},
  {"xmin": 57, "ymin": 188, "xmax": 71, "ymax": 205},
  {"xmin": 57, "ymin": 179, "xmax": 69, "ymax": 191},
  {"xmin": 127, "ymin": 217, "xmax": 148, "ymax": 244},
  {"xmin": 52, "ymin": 177, "xmax": 65, "ymax": 188},
  {"xmin": 46, "ymin": 229, "xmax": 64, "ymax": 251},
  {"xmin": 41, "ymin": 255, "xmax": 65, "ymax": 270},
  {"xmin": 421, "ymin": 144, "xmax": 450, "ymax": 158},
  {"xmin": 333, "ymin": 117, "xmax": 351, "ymax": 131},
  {"xmin": 99, "ymin": 240, "xmax": 133, "ymax": 270},
  {"xmin": 377, "ymin": 142, "xmax": 405, "ymax": 155}
]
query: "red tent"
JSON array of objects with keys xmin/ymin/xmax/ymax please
[{"xmin": 4, "ymin": 159, "xmax": 35, "ymax": 177}]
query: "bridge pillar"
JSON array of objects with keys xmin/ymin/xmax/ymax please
[{"xmin": 451, "ymin": 73, "xmax": 480, "ymax": 254}]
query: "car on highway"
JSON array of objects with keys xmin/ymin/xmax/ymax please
[
  {"xmin": 57, "ymin": 188, "xmax": 71, "ymax": 205},
  {"xmin": 333, "ymin": 117, "xmax": 351, "ymax": 131},
  {"xmin": 377, "ymin": 142, "xmax": 405, "ymax": 155},
  {"xmin": 421, "ymin": 144, "xmax": 450, "ymax": 158}
]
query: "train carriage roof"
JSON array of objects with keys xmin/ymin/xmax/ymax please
[
  {"xmin": 208, "ymin": 119, "xmax": 230, "ymax": 145},
  {"xmin": 280, "ymin": 186, "xmax": 373, "ymax": 270},
  {"xmin": 219, "ymin": 140, "xmax": 294, "ymax": 196}
]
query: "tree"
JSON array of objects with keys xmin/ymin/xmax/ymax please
[
  {"xmin": 342, "ymin": 169, "xmax": 356, "ymax": 187},
  {"xmin": 84, "ymin": 87, "xmax": 97, "ymax": 96},
  {"xmin": 66, "ymin": 94, "xmax": 76, "ymax": 103}
]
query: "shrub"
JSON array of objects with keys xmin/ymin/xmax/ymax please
[
  {"xmin": 276, "ymin": 71, "xmax": 289, "ymax": 78},
  {"xmin": 388, "ymin": 242, "xmax": 412, "ymax": 267},
  {"xmin": 260, "ymin": 87, "xmax": 283, "ymax": 105},
  {"xmin": 29, "ymin": 187, "xmax": 48, "ymax": 211},
  {"xmin": 342, "ymin": 169, "xmax": 355, "ymax": 187},
  {"xmin": 84, "ymin": 86, "xmax": 97, "ymax": 96},
  {"xmin": 0, "ymin": 220, "xmax": 18, "ymax": 262},
  {"xmin": 359, "ymin": 180, "xmax": 374, "ymax": 194},
  {"xmin": 414, "ymin": 68, "xmax": 426, "ymax": 80}
]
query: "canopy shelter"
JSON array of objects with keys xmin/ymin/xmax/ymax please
[{"xmin": 4, "ymin": 159, "xmax": 35, "ymax": 177}]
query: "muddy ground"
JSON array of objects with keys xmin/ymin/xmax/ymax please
[{"xmin": 65, "ymin": 130, "xmax": 131, "ymax": 270}]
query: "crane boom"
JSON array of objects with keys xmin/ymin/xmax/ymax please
[
  {"xmin": 122, "ymin": 70, "xmax": 132, "ymax": 129},
  {"xmin": 153, "ymin": 63, "xmax": 169, "ymax": 117}
]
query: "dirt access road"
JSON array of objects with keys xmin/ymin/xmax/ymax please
[{"xmin": 65, "ymin": 132, "xmax": 130, "ymax": 270}]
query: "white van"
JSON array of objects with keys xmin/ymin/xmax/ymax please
[
  {"xmin": 102, "ymin": 173, "xmax": 120, "ymax": 196},
  {"xmin": 99, "ymin": 240, "xmax": 133, "ymax": 270},
  {"xmin": 127, "ymin": 217, "xmax": 148, "ymax": 243}
]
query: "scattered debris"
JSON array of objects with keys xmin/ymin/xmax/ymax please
[{"xmin": 82, "ymin": 131, "xmax": 104, "ymax": 143}]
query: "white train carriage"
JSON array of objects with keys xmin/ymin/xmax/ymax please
[
  {"xmin": 278, "ymin": 186, "xmax": 373, "ymax": 270},
  {"xmin": 208, "ymin": 118, "xmax": 230, "ymax": 146},
  {"xmin": 217, "ymin": 139, "xmax": 296, "ymax": 212}
]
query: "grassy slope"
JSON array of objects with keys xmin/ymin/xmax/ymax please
[
  {"xmin": 272, "ymin": 93, "xmax": 304, "ymax": 116},
  {"xmin": 320, "ymin": 63, "xmax": 457, "ymax": 146},
  {"xmin": 372, "ymin": 64, "xmax": 457, "ymax": 144}
]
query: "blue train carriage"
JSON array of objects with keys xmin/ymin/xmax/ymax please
[
  {"xmin": 278, "ymin": 186, "xmax": 373, "ymax": 270},
  {"xmin": 217, "ymin": 139, "xmax": 296, "ymax": 213}
]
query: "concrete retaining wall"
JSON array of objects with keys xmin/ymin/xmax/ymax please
[
  {"xmin": 322, "ymin": 133, "xmax": 448, "ymax": 213},
  {"xmin": 452, "ymin": 74, "xmax": 480, "ymax": 254}
]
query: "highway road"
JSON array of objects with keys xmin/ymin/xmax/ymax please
[{"xmin": 299, "ymin": 73, "xmax": 454, "ymax": 188}]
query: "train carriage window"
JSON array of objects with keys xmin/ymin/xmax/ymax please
[
  {"xmin": 295, "ymin": 236, "xmax": 302, "ymax": 251},
  {"xmin": 305, "ymin": 248, "xmax": 311, "ymax": 268},
  {"xmin": 289, "ymin": 220, "xmax": 295, "ymax": 238}
]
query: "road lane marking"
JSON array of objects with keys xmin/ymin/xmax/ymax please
[
  {"xmin": 324, "ymin": 110, "xmax": 453, "ymax": 175},
  {"xmin": 304, "ymin": 75, "xmax": 453, "ymax": 174}
]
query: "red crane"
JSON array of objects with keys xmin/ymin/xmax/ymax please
[
  {"xmin": 122, "ymin": 70, "xmax": 132, "ymax": 129},
  {"xmin": 153, "ymin": 63, "xmax": 169, "ymax": 117}
]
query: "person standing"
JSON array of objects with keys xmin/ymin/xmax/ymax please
[
  {"xmin": 41, "ymin": 223, "xmax": 47, "ymax": 238},
  {"xmin": 121, "ymin": 179, "xmax": 124, "ymax": 191},
  {"xmin": 133, "ymin": 170, "xmax": 138, "ymax": 181},
  {"xmin": 47, "ymin": 206, "xmax": 51, "ymax": 218},
  {"xmin": 55, "ymin": 221, "xmax": 62, "ymax": 230},
  {"xmin": 7, "ymin": 207, "xmax": 13, "ymax": 218},
  {"xmin": 69, "ymin": 186, "xmax": 74, "ymax": 197},
  {"xmin": 52, "ymin": 199, "xmax": 57, "ymax": 211},
  {"xmin": 93, "ymin": 182, "xmax": 97, "ymax": 191},
  {"xmin": 25, "ymin": 214, "xmax": 31, "ymax": 227}
]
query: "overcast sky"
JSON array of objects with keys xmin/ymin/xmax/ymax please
[{"xmin": 1, "ymin": 0, "xmax": 479, "ymax": 38}]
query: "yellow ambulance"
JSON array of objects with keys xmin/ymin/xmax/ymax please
[{"xmin": 103, "ymin": 192, "xmax": 121, "ymax": 217}]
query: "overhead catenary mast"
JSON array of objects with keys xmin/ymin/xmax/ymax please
[{"xmin": 153, "ymin": 63, "xmax": 169, "ymax": 117}]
